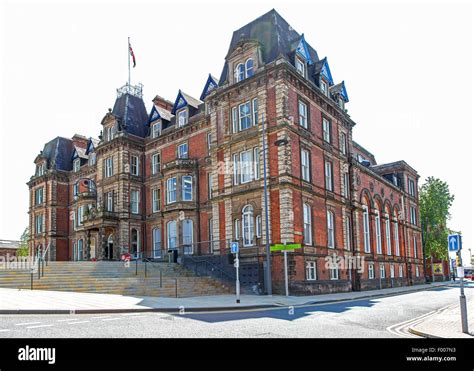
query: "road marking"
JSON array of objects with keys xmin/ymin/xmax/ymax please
[
  {"xmin": 101, "ymin": 317, "xmax": 121, "ymax": 321},
  {"xmin": 15, "ymin": 322, "xmax": 42, "ymax": 326},
  {"xmin": 26, "ymin": 324, "xmax": 54, "ymax": 329},
  {"xmin": 0, "ymin": 329, "xmax": 11, "ymax": 332},
  {"xmin": 57, "ymin": 319, "xmax": 79, "ymax": 322},
  {"xmin": 91, "ymin": 316, "xmax": 111, "ymax": 319},
  {"xmin": 66, "ymin": 321, "xmax": 90, "ymax": 325}
]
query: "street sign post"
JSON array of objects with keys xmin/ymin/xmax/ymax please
[
  {"xmin": 448, "ymin": 234, "xmax": 461, "ymax": 252},
  {"xmin": 448, "ymin": 234, "xmax": 468, "ymax": 334},
  {"xmin": 230, "ymin": 242, "xmax": 240, "ymax": 303},
  {"xmin": 271, "ymin": 242, "xmax": 302, "ymax": 297}
]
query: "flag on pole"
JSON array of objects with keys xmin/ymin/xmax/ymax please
[{"xmin": 129, "ymin": 41, "xmax": 136, "ymax": 68}]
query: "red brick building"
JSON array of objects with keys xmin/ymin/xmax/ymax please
[{"xmin": 27, "ymin": 9, "xmax": 424, "ymax": 294}]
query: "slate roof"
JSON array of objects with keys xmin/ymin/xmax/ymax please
[
  {"xmin": 219, "ymin": 9, "xmax": 320, "ymax": 85},
  {"xmin": 38, "ymin": 137, "xmax": 75, "ymax": 172},
  {"xmin": 154, "ymin": 105, "xmax": 172, "ymax": 121},
  {"xmin": 73, "ymin": 146, "xmax": 88, "ymax": 160},
  {"xmin": 180, "ymin": 91, "xmax": 201, "ymax": 110},
  {"xmin": 112, "ymin": 93, "xmax": 149, "ymax": 138}
]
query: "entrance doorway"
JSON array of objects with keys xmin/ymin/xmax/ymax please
[{"xmin": 105, "ymin": 234, "xmax": 114, "ymax": 260}]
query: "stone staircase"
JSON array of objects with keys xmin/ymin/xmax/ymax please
[{"xmin": 0, "ymin": 261, "xmax": 233, "ymax": 297}]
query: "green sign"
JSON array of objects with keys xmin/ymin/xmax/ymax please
[{"xmin": 270, "ymin": 243, "xmax": 302, "ymax": 252}]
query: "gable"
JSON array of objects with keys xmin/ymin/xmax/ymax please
[
  {"xmin": 321, "ymin": 58, "xmax": 334, "ymax": 85},
  {"xmin": 171, "ymin": 91, "xmax": 188, "ymax": 115},
  {"xmin": 295, "ymin": 35, "xmax": 313, "ymax": 65},
  {"xmin": 148, "ymin": 105, "xmax": 161, "ymax": 124},
  {"xmin": 200, "ymin": 74, "xmax": 219, "ymax": 101}
]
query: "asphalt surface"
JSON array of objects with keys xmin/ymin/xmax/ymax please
[{"xmin": 0, "ymin": 283, "xmax": 472, "ymax": 338}]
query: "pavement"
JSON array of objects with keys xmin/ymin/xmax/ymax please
[
  {"xmin": 409, "ymin": 296, "xmax": 474, "ymax": 338},
  {"xmin": 0, "ymin": 280, "xmax": 453, "ymax": 314}
]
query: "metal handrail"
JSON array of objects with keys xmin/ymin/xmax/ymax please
[{"xmin": 183, "ymin": 254, "xmax": 235, "ymax": 282}]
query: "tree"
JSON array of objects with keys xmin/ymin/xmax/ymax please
[
  {"xmin": 17, "ymin": 227, "xmax": 29, "ymax": 257},
  {"xmin": 419, "ymin": 177, "xmax": 455, "ymax": 261}
]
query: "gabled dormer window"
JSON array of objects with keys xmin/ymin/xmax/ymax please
[
  {"xmin": 73, "ymin": 159, "xmax": 80, "ymax": 172},
  {"xmin": 177, "ymin": 109, "xmax": 188, "ymax": 127},
  {"xmin": 36, "ymin": 163, "xmax": 46, "ymax": 176},
  {"xmin": 151, "ymin": 122, "xmax": 161, "ymax": 138},
  {"xmin": 295, "ymin": 56, "xmax": 306, "ymax": 77},
  {"xmin": 338, "ymin": 97, "xmax": 345, "ymax": 110},
  {"xmin": 320, "ymin": 79, "xmax": 328, "ymax": 96}
]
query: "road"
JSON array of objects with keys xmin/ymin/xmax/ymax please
[{"xmin": 0, "ymin": 283, "xmax": 472, "ymax": 338}]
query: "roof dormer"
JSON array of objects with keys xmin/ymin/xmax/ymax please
[
  {"xmin": 330, "ymin": 81, "xmax": 349, "ymax": 110},
  {"xmin": 313, "ymin": 57, "xmax": 334, "ymax": 97},
  {"xmin": 200, "ymin": 74, "xmax": 219, "ymax": 101},
  {"xmin": 171, "ymin": 90, "xmax": 202, "ymax": 128}
]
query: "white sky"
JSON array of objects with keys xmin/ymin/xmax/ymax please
[{"xmin": 0, "ymin": 0, "xmax": 472, "ymax": 262}]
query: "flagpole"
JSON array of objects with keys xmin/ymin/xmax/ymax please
[{"xmin": 128, "ymin": 37, "xmax": 131, "ymax": 91}]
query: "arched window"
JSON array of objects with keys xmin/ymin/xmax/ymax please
[
  {"xmin": 385, "ymin": 211, "xmax": 391, "ymax": 256},
  {"xmin": 235, "ymin": 63, "xmax": 245, "ymax": 82},
  {"xmin": 393, "ymin": 213, "xmax": 400, "ymax": 256},
  {"xmin": 303, "ymin": 203, "xmax": 312, "ymax": 245},
  {"xmin": 182, "ymin": 219, "xmax": 194, "ymax": 255},
  {"xmin": 362, "ymin": 205, "xmax": 371, "ymax": 253},
  {"xmin": 152, "ymin": 228, "xmax": 161, "ymax": 258},
  {"xmin": 245, "ymin": 58, "xmax": 254, "ymax": 78},
  {"xmin": 375, "ymin": 209, "xmax": 382, "ymax": 254},
  {"xmin": 327, "ymin": 211, "xmax": 335, "ymax": 248},
  {"xmin": 167, "ymin": 221, "xmax": 177, "ymax": 250},
  {"xmin": 131, "ymin": 228, "xmax": 139, "ymax": 258},
  {"xmin": 242, "ymin": 205, "xmax": 254, "ymax": 246}
]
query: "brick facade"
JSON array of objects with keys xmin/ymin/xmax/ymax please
[{"xmin": 26, "ymin": 9, "xmax": 424, "ymax": 295}]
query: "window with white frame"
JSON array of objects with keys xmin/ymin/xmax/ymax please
[
  {"xmin": 363, "ymin": 205, "xmax": 371, "ymax": 253},
  {"xmin": 306, "ymin": 261, "xmax": 317, "ymax": 281},
  {"xmin": 380, "ymin": 264, "xmax": 386, "ymax": 279},
  {"xmin": 35, "ymin": 214, "xmax": 44, "ymax": 234},
  {"xmin": 182, "ymin": 175, "xmax": 193, "ymax": 201},
  {"xmin": 343, "ymin": 173, "xmax": 349, "ymax": 198},
  {"xmin": 344, "ymin": 215, "xmax": 351, "ymax": 250},
  {"xmin": 385, "ymin": 216, "xmax": 392, "ymax": 255},
  {"xmin": 36, "ymin": 163, "xmax": 46, "ymax": 176},
  {"xmin": 152, "ymin": 228, "xmax": 161, "ymax": 258},
  {"xmin": 255, "ymin": 215, "xmax": 262, "ymax": 238},
  {"xmin": 207, "ymin": 132, "xmax": 212, "ymax": 154},
  {"xmin": 152, "ymin": 188, "xmax": 161, "ymax": 213},
  {"xmin": 301, "ymin": 149, "xmax": 310, "ymax": 182},
  {"xmin": 327, "ymin": 210, "xmax": 335, "ymax": 248},
  {"xmin": 167, "ymin": 220, "xmax": 177, "ymax": 250},
  {"xmin": 252, "ymin": 98, "xmax": 258, "ymax": 125},
  {"xmin": 177, "ymin": 109, "xmax": 188, "ymax": 127},
  {"xmin": 151, "ymin": 153, "xmax": 160, "ymax": 175},
  {"xmin": 320, "ymin": 80, "xmax": 328, "ymax": 96},
  {"xmin": 88, "ymin": 153, "xmax": 96, "ymax": 166},
  {"xmin": 35, "ymin": 187, "xmax": 44, "ymax": 205},
  {"xmin": 413, "ymin": 235, "xmax": 418, "ymax": 258},
  {"xmin": 394, "ymin": 218, "xmax": 400, "ymax": 256},
  {"xmin": 73, "ymin": 158, "xmax": 80, "ymax": 172},
  {"xmin": 330, "ymin": 264, "xmax": 339, "ymax": 280},
  {"xmin": 235, "ymin": 63, "xmax": 245, "ymax": 82},
  {"xmin": 166, "ymin": 177, "xmax": 177, "ymax": 204},
  {"xmin": 130, "ymin": 189, "xmax": 140, "ymax": 214},
  {"xmin": 208, "ymin": 173, "xmax": 213, "ymax": 200},
  {"xmin": 105, "ymin": 157, "xmax": 113, "ymax": 177},
  {"xmin": 77, "ymin": 205, "xmax": 84, "ymax": 226},
  {"xmin": 242, "ymin": 205, "xmax": 254, "ymax": 247},
  {"xmin": 130, "ymin": 155, "xmax": 139, "ymax": 176},
  {"xmin": 298, "ymin": 100, "xmax": 308, "ymax": 129},
  {"xmin": 239, "ymin": 150, "xmax": 253, "ymax": 184},
  {"xmin": 177, "ymin": 143, "xmax": 188, "ymax": 159},
  {"xmin": 232, "ymin": 107, "xmax": 238, "ymax": 133},
  {"xmin": 368, "ymin": 264, "xmax": 375, "ymax": 279},
  {"xmin": 322, "ymin": 118, "xmax": 331, "ymax": 143},
  {"xmin": 324, "ymin": 161, "xmax": 333, "ymax": 191},
  {"xmin": 408, "ymin": 178, "xmax": 416, "ymax": 197},
  {"xmin": 253, "ymin": 147, "xmax": 260, "ymax": 180},
  {"xmin": 105, "ymin": 191, "xmax": 113, "ymax": 212},
  {"xmin": 295, "ymin": 56, "xmax": 306, "ymax": 77},
  {"xmin": 151, "ymin": 122, "xmax": 161, "ymax": 139},
  {"xmin": 390, "ymin": 264, "xmax": 395, "ymax": 278},
  {"xmin": 416, "ymin": 266, "xmax": 420, "ymax": 277},
  {"xmin": 182, "ymin": 219, "xmax": 194, "ymax": 254},
  {"xmin": 399, "ymin": 265, "xmax": 403, "ymax": 277},
  {"xmin": 340, "ymin": 133, "xmax": 347, "ymax": 155},
  {"xmin": 239, "ymin": 102, "xmax": 252, "ymax": 131},
  {"xmin": 245, "ymin": 58, "xmax": 254, "ymax": 78},
  {"xmin": 410, "ymin": 206, "xmax": 417, "ymax": 225},
  {"xmin": 375, "ymin": 211, "xmax": 382, "ymax": 254},
  {"xmin": 303, "ymin": 203, "xmax": 312, "ymax": 245},
  {"xmin": 234, "ymin": 219, "xmax": 240, "ymax": 240}
]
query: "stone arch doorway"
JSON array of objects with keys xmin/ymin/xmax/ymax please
[{"xmin": 105, "ymin": 234, "xmax": 114, "ymax": 260}]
